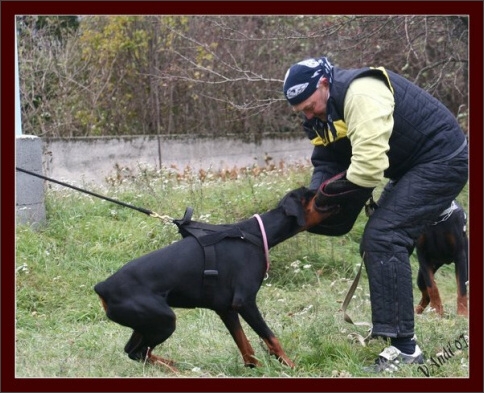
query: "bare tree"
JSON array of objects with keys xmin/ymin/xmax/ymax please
[{"xmin": 18, "ymin": 15, "xmax": 468, "ymax": 138}]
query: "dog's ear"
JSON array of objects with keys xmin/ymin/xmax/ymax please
[{"xmin": 277, "ymin": 187, "xmax": 309, "ymax": 227}]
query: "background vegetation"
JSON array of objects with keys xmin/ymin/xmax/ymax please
[
  {"xmin": 15, "ymin": 14, "xmax": 470, "ymax": 381},
  {"xmin": 17, "ymin": 15, "xmax": 468, "ymax": 139},
  {"xmin": 15, "ymin": 164, "xmax": 470, "ymax": 378}
]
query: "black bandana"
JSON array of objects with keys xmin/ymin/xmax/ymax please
[{"xmin": 283, "ymin": 57, "xmax": 334, "ymax": 106}]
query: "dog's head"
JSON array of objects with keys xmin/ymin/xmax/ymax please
[{"xmin": 277, "ymin": 187, "xmax": 336, "ymax": 229}]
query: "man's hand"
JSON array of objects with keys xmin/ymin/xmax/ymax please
[
  {"xmin": 315, "ymin": 171, "xmax": 374, "ymax": 210},
  {"xmin": 307, "ymin": 171, "xmax": 375, "ymax": 236},
  {"xmin": 305, "ymin": 195, "xmax": 341, "ymax": 229}
]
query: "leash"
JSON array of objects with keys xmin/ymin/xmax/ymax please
[
  {"xmin": 340, "ymin": 255, "xmax": 373, "ymax": 346},
  {"xmin": 339, "ymin": 199, "xmax": 375, "ymax": 346},
  {"xmin": 16, "ymin": 167, "xmax": 174, "ymax": 223},
  {"xmin": 253, "ymin": 214, "xmax": 270, "ymax": 275}
]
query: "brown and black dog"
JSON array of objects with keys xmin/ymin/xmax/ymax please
[
  {"xmin": 94, "ymin": 187, "xmax": 335, "ymax": 371},
  {"xmin": 414, "ymin": 200, "xmax": 468, "ymax": 317}
]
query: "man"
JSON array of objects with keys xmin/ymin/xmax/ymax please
[{"xmin": 283, "ymin": 57, "xmax": 468, "ymax": 372}]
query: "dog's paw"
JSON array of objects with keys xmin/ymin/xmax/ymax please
[{"xmin": 148, "ymin": 354, "xmax": 179, "ymax": 373}]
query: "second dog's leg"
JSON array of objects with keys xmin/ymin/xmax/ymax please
[
  {"xmin": 426, "ymin": 270, "xmax": 444, "ymax": 316},
  {"xmin": 456, "ymin": 293, "xmax": 468, "ymax": 317},
  {"xmin": 455, "ymin": 248, "xmax": 469, "ymax": 317},
  {"xmin": 415, "ymin": 269, "xmax": 430, "ymax": 314},
  {"xmin": 455, "ymin": 271, "xmax": 468, "ymax": 317},
  {"xmin": 416, "ymin": 268, "xmax": 444, "ymax": 316}
]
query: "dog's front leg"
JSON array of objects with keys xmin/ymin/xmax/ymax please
[
  {"xmin": 238, "ymin": 305, "xmax": 295, "ymax": 368},
  {"xmin": 217, "ymin": 310, "xmax": 259, "ymax": 367},
  {"xmin": 261, "ymin": 336, "xmax": 295, "ymax": 368}
]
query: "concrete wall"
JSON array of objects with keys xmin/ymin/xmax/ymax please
[{"xmin": 41, "ymin": 135, "xmax": 313, "ymax": 186}]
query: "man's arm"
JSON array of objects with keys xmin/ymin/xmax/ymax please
[{"xmin": 344, "ymin": 76, "xmax": 395, "ymax": 188}]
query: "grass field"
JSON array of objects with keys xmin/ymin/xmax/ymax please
[{"xmin": 15, "ymin": 162, "xmax": 470, "ymax": 381}]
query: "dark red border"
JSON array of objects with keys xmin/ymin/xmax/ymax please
[
  {"xmin": 2, "ymin": 2, "xmax": 483, "ymax": 392},
  {"xmin": 1, "ymin": 1, "xmax": 483, "ymax": 15}
]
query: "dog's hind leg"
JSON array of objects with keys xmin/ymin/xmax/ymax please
[
  {"xmin": 124, "ymin": 330, "xmax": 178, "ymax": 372},
  {"xmin": 122, "ymin": 303, "xmax": 179, "ymax": 372},
  {"xmin": 238, "ymin": 302, "xmax": 295, "ymax": 368},
  {"xmin": 217, "ymin": 310, "xmax": 259, "ymax": 367}
]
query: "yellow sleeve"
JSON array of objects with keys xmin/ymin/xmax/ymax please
[{"xmin": 344, "ymin": 76, "xmax": 395, "ymax": 188}]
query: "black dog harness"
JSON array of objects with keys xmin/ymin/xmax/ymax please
[{"xmin": 173, "ymin": 208, "xmax": 268, "ymax": 305}]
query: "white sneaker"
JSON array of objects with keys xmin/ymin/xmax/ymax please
[{"xmin": 364, "ymin": 345, "xmax": 424, "ymax": 373}]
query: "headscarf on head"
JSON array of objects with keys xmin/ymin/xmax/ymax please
[{"xmin": 283, "ymin": 57, "xmax": 334, "ymax": 106}]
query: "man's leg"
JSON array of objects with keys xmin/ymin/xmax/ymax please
[{"xmin": 360, "ymin": 153, "xmax": 467, "ymax": 371}]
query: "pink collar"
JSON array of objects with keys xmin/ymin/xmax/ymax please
[{"xmin": 253, "ymin": 214, "xmax": 270, "ymax": 274}]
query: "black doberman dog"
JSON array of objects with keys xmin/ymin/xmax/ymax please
[
  {"xmin": 414, "ymin": 200, "xmax": 468, "ymax": 317},
  {"xmin": 94, "ymin": 187, "xmax": 335, "ymax": 371}
]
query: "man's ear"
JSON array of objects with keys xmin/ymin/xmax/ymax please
[{"xmin": 317, "ymin": 77, "xmax": 329, "ymax": 88}]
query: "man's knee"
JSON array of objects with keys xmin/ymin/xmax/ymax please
[{"xmin": 360, "ymin": 221, "xmax": 391, "ymax": 255}]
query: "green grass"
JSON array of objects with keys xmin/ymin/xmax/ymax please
[{"xmin": 15, "ymin": 163, "xmax": 470, "ymax": 379}]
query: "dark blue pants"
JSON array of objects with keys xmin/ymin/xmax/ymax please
[{"xmin": 360, "ymin": 145, "xmax": 468, "ymax": 338}]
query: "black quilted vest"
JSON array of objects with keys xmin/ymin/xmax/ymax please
[{"xmin": 304, "ymin": 67, "xmax": 467, "ymax": 180}]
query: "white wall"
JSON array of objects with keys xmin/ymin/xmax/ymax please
[{"xmin": 41, "ymin": 135, "xmax": 313, "ymax": 186}]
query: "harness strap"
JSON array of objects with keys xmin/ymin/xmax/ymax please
[
  {"xmin": 203, "ymin": 245, "xmax": 218, "ymax": 277},
  {"xmin": 173, "ymin": 207, "xmax": 266, "ymax": 306},
  {"xmin": 201, "ymin": 244, "xmax": 218, "ymax": 306}
]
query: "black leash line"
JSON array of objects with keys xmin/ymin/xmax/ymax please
[{"xmin": 16, "ymin": 167, "xmax": 173, "ymax": 223}]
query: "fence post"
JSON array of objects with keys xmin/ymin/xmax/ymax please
[{"xmin": 16, "ymin": 135, "xmax": 46, "ymax": 228}]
